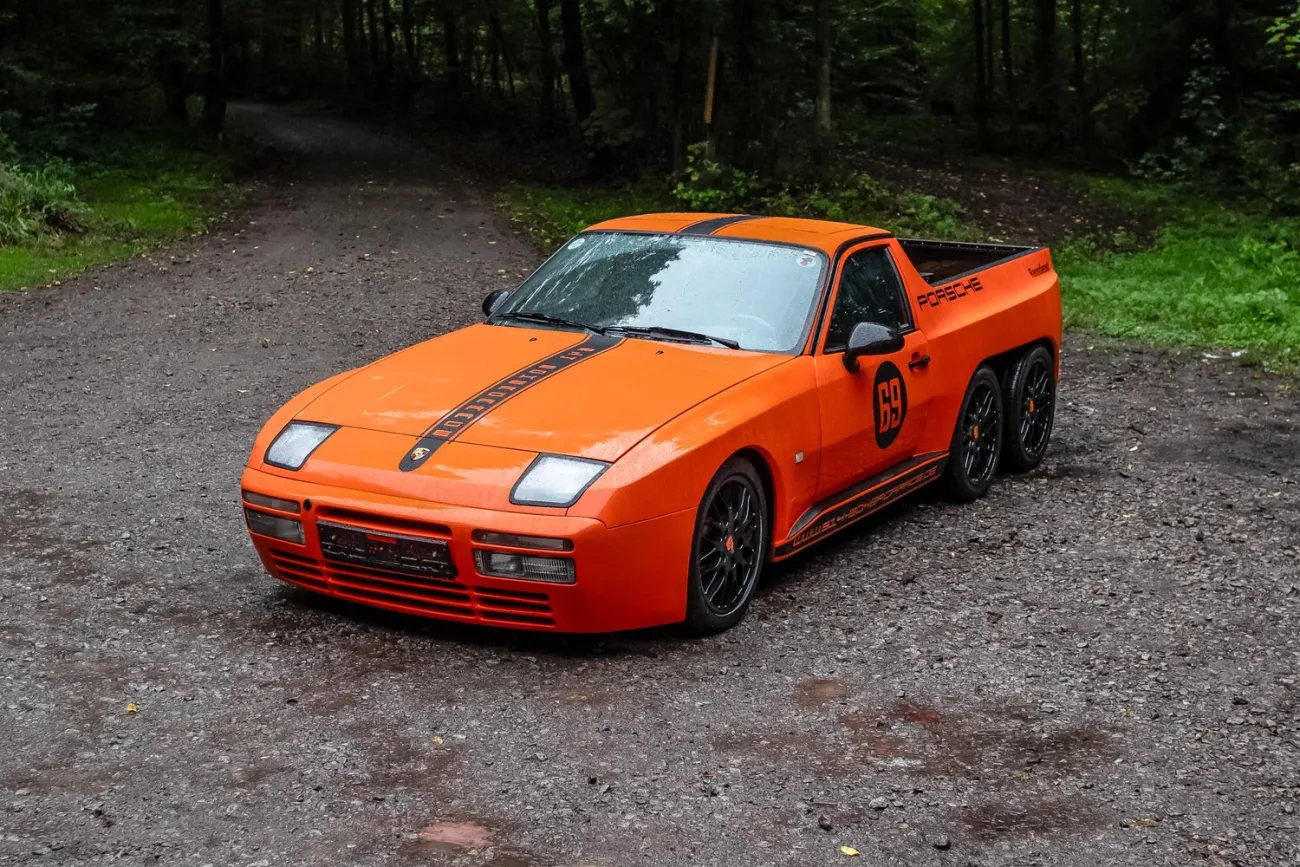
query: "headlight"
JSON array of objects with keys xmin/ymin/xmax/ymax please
[
  {"xmin": 244, "ymin": 508, "xmax": 305, "ymax": 544},
  {"xmin": 510, "ymin": 455, "xmax": 609, "ymax": 507},
  {"xmin": 264, "ymin": 421, "xmax": 338, "ymax": 470}
]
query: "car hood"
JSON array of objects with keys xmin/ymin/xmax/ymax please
[{"xmin": 301, "ymin": 323, "xmax": 789, "ymax": 463}]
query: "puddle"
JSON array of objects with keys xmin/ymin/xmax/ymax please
[
  {"xmin": 418, "ymin": 818, "xmax": 493, "ymax": 851},
  {"xmin": 717, "ymin": 698, "xmax": 1121, "ymax": 785}
]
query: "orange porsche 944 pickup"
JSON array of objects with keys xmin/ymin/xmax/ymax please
[{"xmin": 241, "ymin": 213, "xmax": 1061, "ymax": 634}]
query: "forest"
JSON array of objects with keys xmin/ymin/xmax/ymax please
[{"xmin": 1, "ymin": 0, "xmax": 1299, "ymax": 364}]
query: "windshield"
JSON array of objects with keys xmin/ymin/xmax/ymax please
[{"xmin": 493, "ymin": 232, "xmax": 828, "ymax": 353}]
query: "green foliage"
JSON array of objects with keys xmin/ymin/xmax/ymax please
[
  {"xmin": 671, "ymin": 144, "xmax": 759, "ymax": 212},
  {"xmin": 0, "ymin": 162, "xmax": 85, "ymax": 243},
  {"xmin": 671, "ymin": 145, "xmax": 978, "ymax": 239},
  {"xmin": 500, "ymin": 156, "xmax": 978, "ymax": 258},
  {"xmin": 0, "ymin": 130, "xmax": 232, "ymax": 291},
  {"xmin": 1058, "ymin": 213, "xmax": 1300, "ymax": 369},
  {"xmin": 497, "ymin": 183, "xmax": 673, "ymax": 252}
]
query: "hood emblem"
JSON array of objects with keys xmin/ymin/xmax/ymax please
[{"xmin": 410, "ymin": 446, "xmax": 430, "ymax": 461}]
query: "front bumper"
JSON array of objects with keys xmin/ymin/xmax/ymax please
[{"xmin": 240, "ymin": 467, "xmax": 695, "ymax": 633}]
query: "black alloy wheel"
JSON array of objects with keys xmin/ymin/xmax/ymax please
[
  {"xmin": 1002, "ymin": 344, "xmax": 1057, "ymax": 472},
  {"xmin": 941, "ymin": 365, "xmax": 1004, "ymax": 502},
  {"xmin": 685, "ymin": 457, "xmax": 769, "ymax": 634}
]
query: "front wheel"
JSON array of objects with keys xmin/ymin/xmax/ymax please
[
  {"xmin": 941, "ymin": 366, "xmax": 1004, "ymax": 502},
  {"xmin": 684, "ymin": 457, "xmax": 769, "ymax": 635}
]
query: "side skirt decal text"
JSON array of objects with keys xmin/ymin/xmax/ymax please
[{"xmin": 774, "ymin": 452, "xmax": 948, "ymax": 558}]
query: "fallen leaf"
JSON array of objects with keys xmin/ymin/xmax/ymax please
[
  {"xmin": 840, "ymin": 846, "xmax": 860, "ymax": 857},
  {"xmin": 432, "ymin": 736, "xmax": 444, "ymax": 745}
]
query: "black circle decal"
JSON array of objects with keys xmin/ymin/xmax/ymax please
[{"xmin": 872, "ymin": 361, "xmax": 908, "ymax": 448}]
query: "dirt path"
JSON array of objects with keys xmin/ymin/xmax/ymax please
[{"xmin": 1, "ymin": 104, "xmax": 1297, "ymax": 867}]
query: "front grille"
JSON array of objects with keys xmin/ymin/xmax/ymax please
[
  {"xmin": 472, "ymin": 586, "xmax": 555, "ymax": 626},
  {"xmin": 317, "ymin": 520, "xmax": 455, "ymax": 579},
  {"xmin": 315, "ymin": 506, "xmax": 452, "ymax": 538},
  {"xmin": 266, "ymin": 534, "xmax": 556, "ymax": 627},
  {"xmin": 269, "ymin": 549, "xmax": 328, "ymax": 593}
]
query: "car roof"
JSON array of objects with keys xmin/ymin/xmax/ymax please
[{"xmin": 583, "ymin": 213, "xmax": 891, "ymax": 254}]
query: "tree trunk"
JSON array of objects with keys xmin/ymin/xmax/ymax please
[
  {"xmin": 813, "ymin": 0, "xmax": 832, "ymax": 149},
  {"xmin": 1070, "ymin": 0, "xmax": 1088, "ymax": 139},
  {"xmin": 156, "ymin": 0, "xmax": 188, "ymax": 122},
  {"xmin": 489, "ymin": 11, "xmax": 516, "ymax": 98},
  {"xmin": 1033, "ymin": 0, "xmax": 1056, "ymax": 123},
  {"xmin": 200, "ymin": 0, "xmax": 226, "ymax": 137},
  {"xmin": 1000, "ymin": 0, "xmax": 1017, "ymax": 140},
  {"xmin": 534, "ymin": 0, "xmax": 556, "ymax": 126},
  {"xmin": 381, "ymin": 0, "xmax": 395, "ymax": 81},
  {"xmin": 983, "ymin": 0, "xmax": 994, "ymax": 118},
  {"xmin": 365, "ymin": 0, "xmax": 381, "ymax": 82},
  {"xmin": 401, "ymin": 0, "xmax": 415, "ymax": 70},
  {"xmin": 441, "ymin": 0, "xmax": 462, "ymax": 99},
  {"xmin": 559, "ymin": 0, "xmax": 596, "ymax": 127},
  {"xmin": 313, "ymin": 2, "xmax": 326, "ymax": 68},
  {"xmin": 341, "ymin": 0, "xmax": 363, "ymax": 86},
  {"xmin": 663, "ymin": 0, "xmax": 686, "ymax": 174},
  {"xmin": 971, "ymin": 0, "xmax": 989, "ymax": 148},
  {"xmin": 728, "ymin": 0, "xmax": 763, "ymax": 167}
]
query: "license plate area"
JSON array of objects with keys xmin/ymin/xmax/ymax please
[{"xmin": 317, "ymin": 521, "xmax": 456, "ymax": 578}]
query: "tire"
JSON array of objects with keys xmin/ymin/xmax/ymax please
[
  {"xmin": 684, "ymin": 456, "xmax": 769, "ymax": 635},
  {"xmin": 941, "ymin": 366, "xmax": 1004, "ymax": 502},
  {"xmin": 1002, "ymin": 345, "xmax": 1057, "ymax": 472}
]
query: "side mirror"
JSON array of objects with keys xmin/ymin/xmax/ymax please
[
  {"xmin": 843, "ymin": 322, "xmax": 904, "ymax": 373},
  {"xmin": 482, "ymin": 288, "xmax": 510, "ymax": 318}
]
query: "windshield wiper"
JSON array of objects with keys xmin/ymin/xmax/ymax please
[
  {"xmin": 503, "ymin": 310, "xmax": 606, "ymax": 334},
  {"xmin": 606, "ymin": 325, "xmax": 741, "ymax": 350}
]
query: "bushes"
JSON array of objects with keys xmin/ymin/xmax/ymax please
[
  {"xmin": 0, "ymin": 161, "xmax": 85, "ymax": 243},
  {"xmin": 671, "ymin": 144, "xmax": 977, "ymax": 239},
  {"xmin": 0, "ymin": 126, "xmax": 231, "ymax": 291}
]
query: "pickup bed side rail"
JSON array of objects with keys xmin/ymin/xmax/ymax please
[{"xmin": 899, "ymin": 237, "xmax": 1044, "ymax": 285}]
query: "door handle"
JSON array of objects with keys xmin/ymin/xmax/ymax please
[{"xmin": 908, "ymin": 354, "xmax": 931, "ymax": 370}]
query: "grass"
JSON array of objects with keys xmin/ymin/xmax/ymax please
[
  {"xmin": 497, "ymin": 182, "xmax": 673, "ymax": 251},
  {"xmin": 0, "ymin": 130, "xmax": 234, "ymax": 291},
  {"xmin": 1053, "ymin": 176, "xmax": 1300, "ymax": 370},
  {"xmin": 1058, "ymin": 216, "xmax": 1300, "ymax": 370},
  {"xmin": 497, "ymin": 173, "xmax": 979, "ymax": 254}
]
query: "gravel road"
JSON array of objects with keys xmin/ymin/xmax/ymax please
[{"xmin": 1, "ymin": 104, "xmax": 1297, "ymax": 867}]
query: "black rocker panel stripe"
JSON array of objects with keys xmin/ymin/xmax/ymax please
[
  {"xmin": 679, "ymin": 214, "xmax": 761, "ymax": 235},
  {"xmin": 399, "ymin": 333, "xmax": 623, "ymax": 472},
  {"xmin": 774, "ymin": 451, "xmax": 948, "ymax": 558}
]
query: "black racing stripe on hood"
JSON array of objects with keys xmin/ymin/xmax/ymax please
[
  {"xmin": 678, "ymin": 214, "xmax": 760, "ymax": 235},
  {"xmin": 398, "ymin": 332, "xmax": 624, "ymax": 472}
]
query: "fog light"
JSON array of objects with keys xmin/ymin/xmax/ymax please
[
  {"xmin": 245, "ymin": 508, "xmax": 305, "ymax": 544},
  {"xmin": 471, "ymin": 530, "xmax": 573, "ymax": 552},
  {"xmin": 242, "ymin": 489, "xmax": 301, "ymax": 513},
  {"xmin": 473, "ymin": 549, "xmax": 575, "ymax": 584}
]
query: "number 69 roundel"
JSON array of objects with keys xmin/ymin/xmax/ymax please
[{"xmin": 872, "ymin": 360, "xmax": 908, "ymax": 448}]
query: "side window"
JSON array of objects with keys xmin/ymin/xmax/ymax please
[{"xmin": 824, "ymin": 247, "xmax": 910, "ymax": 352}]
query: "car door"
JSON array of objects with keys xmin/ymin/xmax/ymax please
[{"xmin": 813, "ymin": 242, "xmax": 931, "ymax": 500}]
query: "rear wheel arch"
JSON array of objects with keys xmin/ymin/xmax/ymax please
[{"xmin": 980, "ymin": 337, "xmax": 1057, "ymax": 389}]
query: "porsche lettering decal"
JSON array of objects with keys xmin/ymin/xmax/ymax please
[
  {"xmin": 916, "ymin": 275, "xmax": 983, "ymax": 310},
  {"xmin": 399, "ymin": 333, "xmax": 623, "ymax": 472}
]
